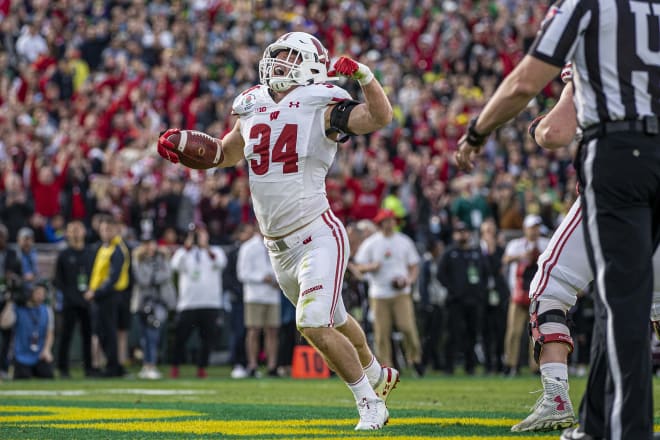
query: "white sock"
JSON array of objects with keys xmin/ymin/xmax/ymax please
[
  {"xmin": 363, "ymin": 355, "xmax": 382, "ymax": 387},
  {"xmin": 541, "ymin": 363, "xmax": 569, "ymax": 389},
  {"xmin": 347, "ymin": 374, "xmax": 378, "ymax": 401}
]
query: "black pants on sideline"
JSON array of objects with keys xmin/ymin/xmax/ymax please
[
  {"xmin": 417, "ymin": 303, "xmax": 444, "ymax": 370},
  {"xmin": 93, "ymin": 294, "xmax": 121, "ymax": 375},
  {"xmin": 578, "ymin": 133, "xmax": 660, "ymax": 440},
  {"xmin": 228, "ymin": 300, "xmax": 246, "ymax": 367},
  {"xmin": 0, "ymin": 327, "xmax": 12, "ymax": 372},
  {"xmin": 57, "ymin": 305, "xmax": 93, "ymax": 374},
  {"xmin": 444, "ymin": 301, "xmax": 478, "ymax": 374},
  {"xmin": 13, "ymin": 359, "xmax": 54, "ymax": 379},
  {"xmin": 172, "ymin": 308, "xmax": 219, "ymax": 368},
  {"xmin": 482, "ymin": 304, "xmax": 506, "ymax": 373}
]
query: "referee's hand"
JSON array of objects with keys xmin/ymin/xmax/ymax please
[{"xmin": 455, "ymin": 135, "xmax": 483, "ymax": 172}]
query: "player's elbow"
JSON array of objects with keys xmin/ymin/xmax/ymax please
[
  {"xmin": 509, "ymin": 75, "xmax": 540, "ymax": 100},
  {"xmin": 370, "ymin": 105, "xmax": 393, "ymax": 130},
  {"xmin": 536, "ymin": 125, "xmax": 573, "ymax": 150}
]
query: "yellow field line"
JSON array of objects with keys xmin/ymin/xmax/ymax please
[{"xmin": 3, "ymin": 406, "xmax": 659, "ymax": 439}]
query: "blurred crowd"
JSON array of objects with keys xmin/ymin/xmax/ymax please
[
  {"xmin": 0, "ymin": 0, "xmax": 591, "ymax": 379},
  {"xmin": 0, "ymin": 0, "xmax": 577, "ymax": 247}
]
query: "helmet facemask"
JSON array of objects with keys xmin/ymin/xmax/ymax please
[{"xmin": 258, "ymin": 32, "xmax": 332, "ymax": 93}]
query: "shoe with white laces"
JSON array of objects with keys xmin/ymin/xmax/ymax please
[
  {"xmin": 511, "ymin": 376, "xmax": 576, "ymax": 432},
  {"xmin": 373, "ymin": 367, "xmax": 400, "ymax": 404},
  {"xmin": 354, "ymin": 397, "xmax": 389, "ymax": 430},
  {"xmin": 145, "ymin": 369, "xmax": 162, "ymax": 380},
  {"xmin": 137, "ymin": 367, "xmax": 149, "ymax": 379},
  {"xmin": 560, "ymin": 426, "xmax": 597, "ymax": 439}
]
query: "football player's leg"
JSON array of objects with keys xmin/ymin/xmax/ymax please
[
  {"xmin": 337, "ymin": 315, "xmax": 400, "ymax": 402},
  {"xmin": 294, "ymin": 213, "xmax": 387, "ymax": 429},
  {"xmin": 513, "ymin": 202, "xmax": 589, "ymax": 432}
]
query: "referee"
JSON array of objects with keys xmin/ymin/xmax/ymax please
[{"xmin": 455, "ymin": 1, "xmax": 659, "ymax": 439}]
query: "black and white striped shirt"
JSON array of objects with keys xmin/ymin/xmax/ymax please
[{"xmin": 530, "ymin": 0, "xmax": 660, "ymax": 128}]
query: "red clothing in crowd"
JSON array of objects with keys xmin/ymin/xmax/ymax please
[
  {"xmin": 345, "ymin": 176, "xmax": 386, "ymax": 221},
  {"xmin": 29, "ymin": 156, "xmax": 68, "ymax": 218}
]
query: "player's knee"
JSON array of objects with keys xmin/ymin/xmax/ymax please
[
  {"xmin": 298, "ymin": 326, "xmax": 330, "ymax": 349},
  {"xmin": 530, "ymin": 300, "xmax": 574, "ymax": 363}
]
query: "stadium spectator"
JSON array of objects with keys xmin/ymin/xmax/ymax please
[
  {"xmin": 170, "ymin": 223, "xmax": 227, "ymax": 379},
  {"xmin": 0, "ymin": 173, "xmax": 33, "ymax": 242},
  {"xmin": 131, "ymin": 235, "xmax": 176, "ymax": 380},
  {"xmin": 354, "ymin": 209, "xmax": 423, "ymax": 375},
  {"xmin": 16, "ymin": 227, "xmax": 38, "ymax": 290},
  {"xmin": 416, "ymin": 239, "xmax": 447, "ymax": 372},
  {"xmin": 0, "ymin": 224, "xmax": 22, "ymax": 379},
  {"xmin": 479, "ymin": 218, "xmax": 509, "ymax": 374},
  {"xmin": 277, "ymin": 292, "xmax": 297, "ymax": 378},
  {"xmin": 502, "ymin": 214, "xmax": 549, "ymax": 376},
  {"xmin": 85, "ymin": 216, "xmax": 130, "ymax": 377},
  {"xmin": 12, "ymin": 280, "xmax": 55, "ymax": 380},
  {"xmin": 27, "ymin": 150, "xmax": 68, "ymax": 220},
  {"xmin": 437, "ymin": 221, "xmax": 489, "ymax": 375},
  {"xmin": 15, "ymin": 20, "xmax": 48, "ymax": 64},
  {"xmin": 54, "ymin": 220, "xmax": 94, "ymax": 378},
  {"xmin": 223, "ymin": 223, "xmax": 250, "ymax": 379},
  {"xmin": 450, "ymin": 175, "xmax": 491, "ymax": 231},
  {"xmin": 237, "ymin": 228, "xmax": 281, "ymax": 378}
]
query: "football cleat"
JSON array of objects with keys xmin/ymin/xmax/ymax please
[
  {"xmin": 373, "ymin": 367, "xmax": 400, "ymax": 404},
  {"xmin": 354, "ymin": 397, "xmax": 389, "ymax": 430},
  {"xmin": 511, "ymin": 376, "xmax": 576, "ymax": 432}
]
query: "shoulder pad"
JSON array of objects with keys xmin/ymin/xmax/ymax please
[
  {"xmin": 232, "ymin": 85, "xmax": 267, "ymax": 116},
  {"xmin": 298, "ymin": 83, "xmax": 353, "ymax": 107}
]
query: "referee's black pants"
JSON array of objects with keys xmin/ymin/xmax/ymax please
[{"xmin": 577, "ymin": 132, "xmax": 660, "ymax": 440}]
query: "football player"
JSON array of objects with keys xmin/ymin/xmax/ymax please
[
  {"xmin": 512, "ymin": 64, "xmax": 660, "ymax": 434},
  {"xmin": 158, "ymin": 32, "xmax": 397, "ymax": 430}
]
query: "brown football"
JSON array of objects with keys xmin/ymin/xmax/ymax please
[{"xmin": 167, "ymin": 130, "xmax": 223, "ymax": 170}]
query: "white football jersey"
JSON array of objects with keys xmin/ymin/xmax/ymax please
[{"xmin": 233, "ymin": 83, "xmax": 352, "ymax": 237}]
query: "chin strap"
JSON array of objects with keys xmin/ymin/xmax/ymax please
[{"xmin": 529, "ymin": 300, "xmax": 574, "ymax": 363}]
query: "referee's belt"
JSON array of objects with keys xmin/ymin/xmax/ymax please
[{"xmin": 581, "ymin": 115, "xmax": 659, "ymax": 142}]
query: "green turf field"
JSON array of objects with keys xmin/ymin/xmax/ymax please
[{"xmin": 1, "ymin": 367, "xmax": 659, "ymax": 439}]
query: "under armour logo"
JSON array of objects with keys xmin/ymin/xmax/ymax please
[
  {"xmin": 289, "ymin": 101, "xmax": 300, "ymax": 108},
  {"xmin": 554, "ymin": 395, "xmax": 567, "ymax": 411},
  {"xmin": 270, "ymin": 111, "xmax": 280, "ymax": 121}
]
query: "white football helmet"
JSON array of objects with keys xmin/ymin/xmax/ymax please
[{"xmin": 259, "ymin": 32, "xmax": 331, "ymax": 92}]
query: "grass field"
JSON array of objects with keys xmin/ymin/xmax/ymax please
[{"xmin": 1, "ymin": 367, "xmax": 659, "ymax": 439}]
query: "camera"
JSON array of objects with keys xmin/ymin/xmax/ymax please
[
  {"xmin": 5, "ymin": 274, "xmax": 27, "ymax": 305},
  {"xmin": 390, "ymin": 278, "xmax": 407, "ymax": 290}
]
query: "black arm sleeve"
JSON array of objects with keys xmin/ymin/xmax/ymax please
[{"xmin": 326, "ymin": 99, "xmax": 360, "ymax": 142}]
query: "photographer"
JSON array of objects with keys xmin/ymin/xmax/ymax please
[
  {"xmin": 13, "ymin": 281, "xmax": 55, "ymax": 379},
  {"xmin": 131, "ymin": 234, "xmax": 176, "ymax": 380},
  {"xmin": 353, "ymin": 209, "xmax": 423, "ymax": 375},
  {"xmin": 0, "ymin": 224, "xmax": 22, "ymax": 380},
  {"xmin": 170, "ymin": 223, "xmax": 227, "ymax": 379}
]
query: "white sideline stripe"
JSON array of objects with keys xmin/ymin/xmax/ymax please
[
  {"xmin": 0, "ymin": 390, "xmax": 87, "ymax": 396},
  {"xmin": 0, "ymin": 389, "xmax": 215, "ymax": 396},
  {"xmin": 177, "ymin": 131, "xmax": 188, "ymax": 152},
  {"xmin": 584, "ymin": 139, "xmax": 623, "ymax": 440}
]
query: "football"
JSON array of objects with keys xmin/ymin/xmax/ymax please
[{"xmin": 167, "ymin": 130, "xmax": 223, "ymax": 170}]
